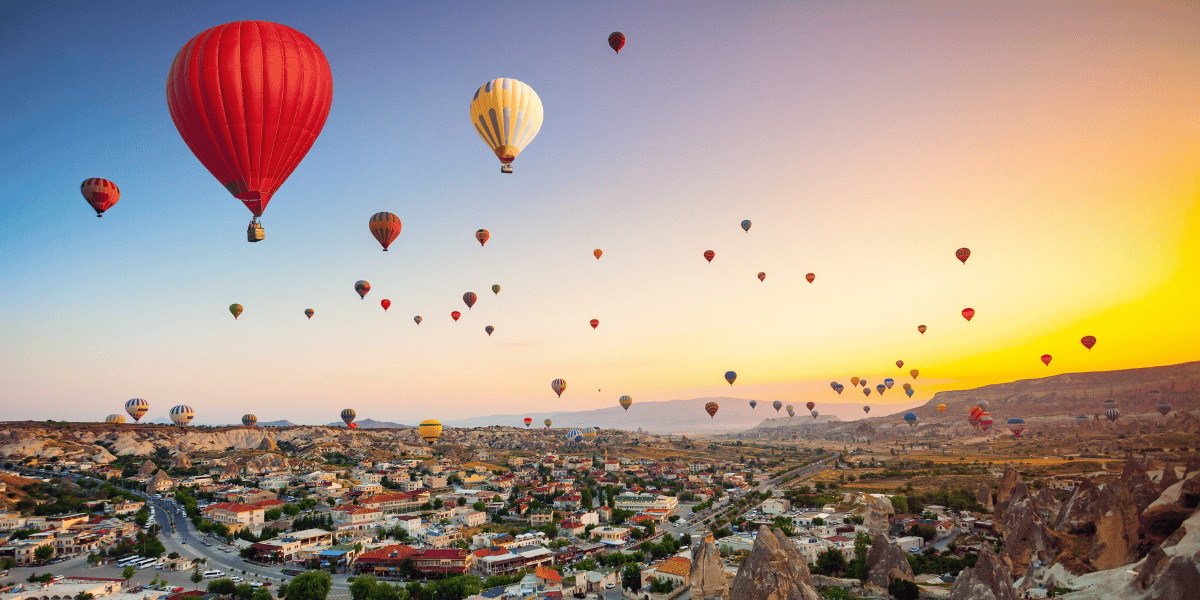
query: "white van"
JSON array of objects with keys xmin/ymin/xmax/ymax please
[{"xmin": 203, "ymin": 570, "xmax": 225, "ymax": 579}]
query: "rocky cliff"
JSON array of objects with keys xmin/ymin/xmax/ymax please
[
  {"xmin": 994, "ymin": 465, "xmax": 1065, "ymax": 579},
  {"xmin": 865, "ymin": 534, "xmax": 915, "ymax": 589},
  {"xmin": 1052, "ymin": 463, "xmax": 1145, "ymax": 572},
  {"xmin": 690, "ymin": 532, "xmax": 727, "ymax": 600},
  {"xmin": 729, "ymin": 526, "xmax": 820, "ymax": 600},
  {"xmin": 948, "ymin": 544, "xmax": 1018, "ymax": 600}
]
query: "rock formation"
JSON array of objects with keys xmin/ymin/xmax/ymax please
[
  {"xmin": 855, "ymin": 494, "xmax": 892, "ymax": 539},
  {"xmin": 690, "ymin": 532, "xmax": 727, "ymax": 600},
  {"xmin": 1119, "ymin": 458, "xmax": 1159, "ymax": 515},
  {"xmin": 258, "ymin": 436, "xmax": 278, "ymax": 452},
  {"xmin": 1126, "ymin": 509, "xmax": 1200, "ymax": 600},
  {"xmin": 171, "ymin": 452, "xmax": 191, "ymax": 469},
  {"xmin": 1052, "ymin": 477, "xmax": 1141, "ymax": 572},
  {"xmin": 948, "ymin": 544, "xmax": 1017, "ymax": 600},
  {"xmin": 137, "ymin": 460, "xmax": 157, "ymax": 477},
  {"xmin": 865, "ymin": 534, "xmax": 915, "ymax": 589},
  {"xmin": 977, "ymin": 483, "xmax": 994, "ymax": 513},
  {"xmin": 994, "ymin": 464, "xmax": 1021, "ymax": 523},
  {"xmin": 219, "ymin": 461, "xmax": 241, "ymax": 480},
  {"xmin": 147, "ymin": 469, "xmax": 171, "ymax": 490},
  {"xmin": 1159, "ymin": 462, "xmax": 1179, "ymax": 490},
  {"xmin": 729, "ymin": 526, "xmax": 820, "ymax": 600}
]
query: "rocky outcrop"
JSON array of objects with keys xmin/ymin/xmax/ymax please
[
  {"xmin": 948, "ymin": 544, "xmax": 1017, "ymax": 600},
  {"xmin": 1052, "ymin": 477, "xmax": 1141, "ymax": 571},
  {"xmin": 994, "ymin": 464, "xmax": 1021, "ymax": 523},
  {"xmin": 137, "ymin": 460, "xmax": 158, "ymax": 477},
  {"xmin": 993, "ymin": 469, "xmax": 1064, "ymax": 579},
  {"xmin": 1124, "ymin": 509, "xmax": 1200, "ymax": 600},
  {"xmin": 258, "ymin": 436, "xmax": 278, "ymax": 452},
  {"xmin": 1120, "ymin": 458, "xmax": 1159, "ymax": 515},
  {"xmin": 171, "ymin": 452, "xmax": 191, "ymax": 469},
  {"xmin": 690, "ymin": 532, "xmax": 727, "ymax": 600},
  {"xmin": 219, "ymin": 461, "xmax": 241, "ymax": 481},
  {"xmin": 853, "ymin": 493, "xmax": 892, "ymax": 539},
  {"xmin": 729, "ymin": 526, "xmax": 819, "ymax": 600},
  {"xmin": 1034, "ymin": 486, "xmax": 1060, "ymax": 523},
  {"xmin": 147, "ymin": 469, "xmax": 171, "ymax": 490},
  {"xmin": 865, "ymin": 534, "xmax": 914, "ymax": 589},
  {"xmin": 977, "ymin": 483, "xmax": 994, "ymax": 513}
]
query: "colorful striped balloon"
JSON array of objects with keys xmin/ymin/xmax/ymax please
[
  {"xmin": 469, "ymin": 79, "xmax": 544, "ymax": 173},
  {"xmin": 81, "ymin": 178, "xmax": 120, "ymax": 217},
  {"xmin": 705, "ymin": 402, "xmax": 719, "ymax": 418},
  {"xmin": 955, "ymin": 247, "xmax": 971, "ymax": 264},
  {"xmin": 551, "ymin": 379, "xmax": 567, "ymax": 397},
  {"xmin": 368, "ymin": 212, "xmax": 402, "ymax": 250}
]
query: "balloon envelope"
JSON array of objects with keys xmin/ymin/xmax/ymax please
[
  {"xmin": 81, "ymin": 178, "xmax": 120, "ymax": 216},
  {"xmin": 169, "ymin": 405, "xmax": 194, "ymax": 427},
  {"xmin": 619, "ymin": 395, "xmax": 633, "ymax": 410},
  {"xmin": 955, "ymin": 247, "xmax": 971, "ymax": 264},
  {"xmin": 1040, "ymin": 354, "xmax": 1052, "ymax": 366},
  {"xmin": 229, "ymin": 304, "xmax": 243, "ymax": 320},
  {"xmin": 166, "ymin": 21, "xmax": 333, "ymax": 219},
  {"xmin": 979, "ymin": 413, "xmax": 994, "ymax": 431},
  {"xmin": 903, "ymin": 412, "xmax": 918, "ymax": 426},
  {"xmin": 704, "ymin": 250, "xmax": 715, "ymax": 263},
  {"xmin": 876, "ymin": 384, "xmax": 886, "ymax": 395},
  {"xmin": 451, "ymin": 311, "xmax": 461, "ymax": 321},
  {"xmin": 1006, "ymin": 417, "xmax": 1026, "ymax": 436},
  {"xmin": 772, "ymin": 400, "xmax": 782, "ymax": 412},
  {"xmin": 418, "ymin": 419, "xmax": 443, "ymax": 444},
  {"xmin": 1105, "ymin": 408, "xmax": 1120, "ymax": 422},
  {"xmin": 910, "ymin": 369, "xmax": 919, "ymax": 379},
  {"xmin": 1156, "ymin": 400, "xmax": 1172, "ymax": 416},
  {"xmin": 902, "ymin": 383, "xmax": 912, "ymax": 391},
  {"xmin": 884, "ymin": 378, "xmax": 895, "ymax": 389},
  {"xmin": 917, "ymin": 325, "xmax": 927, "ymax": 334},
  {"xmin": 806, "ymin": 273, "xmax": 815, "ymax": 284},
  {"xmin": 863, "ymin": 388, "xmax": 871, "ymax": 397},
  {"xmin": 962, "ymin": 308, "xmax": 975, "ymax": 321},
  {"xmin": 936, "ymin": 404, "xmax": 947, "ymax": 414},
  {"xmin": 355, "ymin": 280, "xmax": 370, "ymax": 299},
  {"xmin": 492, "ymin": 285, "xmax": 501, "ymax": 294},
  {"xmin": 705, "ymin": 402, "xmax": 719, "ymax": 418},
  {"xmin": 905, "ymin": 388, "xmax": 914, "ymax": 397},
  {"xmin": 242, "ymin": 414, "xmax": 257, "ymax": 427},
  {"xmin": 608, "ymin": 31, "xmax": 625, "ymax": 53},
  {"xmin": 757, "ymin": 272, "xmax": 766, "ymax": 282},
  {"xmin": 485, "ymin": 325, "xmax": 494, "ymax": 336},
  {"xmin": 464, "ymin": 292, "xmax": 477, "ymax": 309},
  {"xmin": 1081, "ymin": 335, "xmax": 1097, "ymax": 350},
  {"xmin": 749, "ymin": 399, "xmax": 757, "ymax": 409},
  {"xmin": 544, "ymin": 419, "xmax": 552, "ymax": 428},
  {"xmin": 850, "ymin": 377, "xmax": 860, "ymax": 387},
  {"xmin": 475, "ymin": 229, "xmax": 490, "ymax": 246},
  {"xmin": 105, "ymin": 414, "xmax": 126, "ymax": 424},
  {"xmin": 125, "ymin": 398, "xmax": 149, "ymax": 422},
  {"xmin": 594, "ymin": 249, "xmax": 603, "ymax": 259},
  {"xmin": 896, "ymin": 360, "xmax": 904, "ymax": 369},
  {"xmin": 414, "ymin": 316, "xmax": 422, "ymax": 325},
  {"xmin": 381, "ymin": 299, "xmax": 391, "ymax": 311},
  {"xmin": 551, "ymin": 379, "xmax": 567, "ymax": 397},
  {"xmin": 523, "ymin": 418, "xmax": 532, "ymax": 427},
  {"xmin": 369, "ymin": 212, "xmax": 401, "ymax": 250},
  {"xmin": 305, "ymin": 308, "xmax": 314, "ymax": 319},
  {"xmin": 810, "ymin": 409, "xmax": 818, "ymax": 419},
  {"xmin": 341, "ymin": 409, "xmax": 356, "ymax": 425},
  {"xmin": 590, "ymin": 319, "xmax": 599, "ymax": 329},
  {"xmin": 805, "ymin": 401, "xmax": 816, "ymax": 411},
  {"xmin": 725, "ymin": 371, "xmax": 737, "ymax": 385},
  {"xmin": 862, "ymin": 405, "xmax": 870, "ymax": 414},
  {"xmin": 469, "ymin": 78, "xmax": 543, "ymax": 173},
  {"xmin": 741, "ymin": 220, "xmax": 751, "ymax": 232}
]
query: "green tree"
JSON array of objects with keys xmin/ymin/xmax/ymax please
[
  {"xmin": 286, "ymin": 571, "xmax": 331, "ymax": 600},
  {"xmin": 472, "ymin": 501, "xmax": 486, "ymax": 512},
  {"xmin": 581, "ymin": 488, "xmax": 593, "ymax": 510},
  {"xmin": 191, "ymin": 565, "xmax": 204, "ymax": 587},
  {"xmin": 282, "ymin": 504, "xmax": 301, "ymax": 516},
  {"xmin": 622, "ymin": 565, "xmax": 642, "ymax": 591},
  {"xmin": 888, "ymin": 579, "xmax": 919, "ymax": 600},
  {"xmin": 891, "ymin": 496, "xmax": 909, "ymax": 514},
  {"xmin": 814, "ymin": 547, "xmax": 848, "ymax": 576},
  {"xmin": 234, "ymin": 584, "xmax": 256, "ymax": 600},
  {"xmin": 265, "ymin": 509, "xmax": 283, "ymax": 521},
  {"xmin": 34, "ymin": 545, "xmax": 55, "ymax": 562},
  {"xmin": 122, "ymin": 565, "xmax": 136, "ymax": 581},
  {"xmin": 252, "ymin": 588, "xmax": 273, "ymax": 600},
  {"xmin": 168, "ymin": 551, "xmax": 181, "ymax": 560},
  {"xmin": 208, "ymin": 579, "xmax": 237, "ymax": 595},
  {"xmin": 811, "ymin": 517, "xmax": 825, "ymax": 526}
]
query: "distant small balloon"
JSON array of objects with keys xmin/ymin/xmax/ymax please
[
  {"xmin": 805, "ymin": 273, "xmax": 815, "ymax": 284},
  {"xmin": 381, "ymin": 299, "xmax": 391, "ymax": 311},
  {"xmin": 850, "ymin": 377, "xmax": 860, "ymax": 387},
  {"xmin": 725, "ymin": 371, "xmax": 737, "ymax": 385},
  {"xmin": 551, "ymin": 379, "xmax": 567, "ymax": 397},
  {"xmin": 757, "ymin": 272, "xmax": 766, "ymax": 282},
  {"xmin": 608, "ymin": 31, "xmax": 625, "ymax": 53},
  {"xmin": 304, "ymin": 308, "xmax": 314, "ymax": 319},
  {"xmin": 962, "ymin": 307, "xmax": 975, "ymax": 322},
  {"xmin": 876, "ymin": 384, "xmax": 885, "ymax": 395},
  {"xmin": 910, "ymin": 369, "xmax": 919, "ymax": 379},
  {"xmin": 229, "ymin": 303, "xmax": 243, "ymax": 320},
  {"xmin": 704, "ymin": 250, "xmax": 715, "ymax": 263},
  {"xmin": 463, "ymin": 292, "xmax": 477, "ymax": 309},
  {"xmin": 492, "ymin": 284, "xmax": 501, "ymax": 295},
  {"xmin": 594, "ymin": 249, "xmax": 603, "ymax": 259},
  {"xmin": 772, "ymin": 400, "xmax": 782, "ymax": 412},
  {"xmin": 936, "ymin": 403, "xmax": 947, "ymax": 414},
  {"xmin": 1081, "ymin": 335, "xmax": 1097, "ymax": 350},
  {"xmin": 451, "ymin": 311, "xmax": 461, "ymax": 321},
  {"xmin": 955, "ymin": 247, "xmax": 971, "ymax": 264},
  {"xmin": 590, "ymin": 319, "xmax": 599, "ymax": 330},
  {"xmin": 896, "ymin": 360, "xmax": 904, "ymax": 369},
  {"xmin": 369, "ymin": 212, "xmax": 402, "ymax": 251},
  {"xmin": 485, "ymin": 325, "xmax": 494, "ymax": 336},
  {"xmin": 884, "ymin": 378, "xmax": 894, "ymax": 389},
  {"xmin": 917, "ymin": 325, "xmax": 927, "ymax": 335},
  {"xmin": 741, "ymin": 220, "xmax": 752, "ymax": 232},
  {"xmin": 810, "ymin": 409, "xmax": 818, "ymax": 419},
  {"xmin": 705, "ymin": 401, "xmax": 719, "ymax": 418},
  {"xmin": 862, "ymin": 405, "xmax": 870, "ymax": 414},
  {"xmin": 355, "ymin": 280, "xmax": 370, "ymax": 299},
  {"xmin": 863, "ymin": 388, "xmax": 871, "ymax": 397},
  {"xmin": 1040, "ymin": 354, "xmax": 1052, "ymax": 366},
  {"xmin": 805, "ymin": 401, "xmax": 815, "ymax": 411},
  {"xmin": 414, "ymin": 315, "xmax": 422, "ymax": 325},
  {"xmin": 475, "ymin": 229, "xmax": 490, "ymax": 246},
  {"xmin": 902, "ymin": 383, "xmax": 912, "ymax": 391},
  {"xmin": 906, "ymin": 388, "xmax": 915, "ymax": 398},
  {"xmin": 619, "ymin": 395, "xmax": 633, "ymax": 411},
  {"xmin": 749, "ymin": 399, "xmax": 757, "ymax": 409},
  {"xmin": 524, "ymin": 417, "xmax": 532, "ymax": 427}
]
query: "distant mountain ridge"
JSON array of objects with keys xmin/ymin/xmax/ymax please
[{"xmin": 324, "ymin": 418, "xmax": 413, "ymax": 429}]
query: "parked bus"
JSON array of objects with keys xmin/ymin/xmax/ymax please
[
  {"xmin": 117, "ymin": 556, "xmax": 143, "ymax": 567},
  {"xmin": 137, "ymin": 558, "xmax": 158, "ymax": 569}
]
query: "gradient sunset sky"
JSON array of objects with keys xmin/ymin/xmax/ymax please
[{"xmin": 1, "ymin": 0, "xmax": 1196, "ymax": 425}]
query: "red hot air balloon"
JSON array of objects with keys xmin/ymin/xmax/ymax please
[
  {"xmin": 476, "ymin": 229, "xmax": 490, "ymax": 246},
  {"xmin": 896, "ymin": 360, "xmax": 904, "ymax": 369},
  {"xmin": 1040, "ymin": 354, "xmax": 1052, "ymax": 366},
  {"xmin": 805, "ymin": 273, "xmax": 815, "ymax": 284},
  {"xmin": 81, "ymin": 178, "xmax": 120, "ymax": 217},
  {"xmin": 608, "ymin": 32, "xmax": 625, "ymax": 53},
  {"xmin": 381, "ymin": 299, "xmax": 391, "ymax": 311},
  {"xmin": 523, "ymin": 417, "xmax": 532, "ymax": 427},
  {"xmin": 594, "ymin": 249, "xmax": 603, "ymax": 259},
  {"xmin": 355, "ymin": 280, "xmax": 370, "ymax": 299},
  {"xmin": 757, "ymin": 272, "xmax": 766, "ymax": 282},
  {"xmin": 917, "ymin": 325, "xmax": 927, "ymax": 334},
  {"xmin": 464, "ymin": 292, "xmax": 477, "ymax": 309},
  {"xmin": 166, "ymin": 21, "xmax": 333, "ymax": 238},
  {"xmin": 369, "ymin": 212, "xmax": 402, "ymax": 251},
  {"xmin": 704, "ymin": 402, "xmax": 719, "ymax": 418},
  {"xmin": 551, "ymin": 379, "xmax": 567, "ymax": 397},
  {"xmin": 704, "ymin": 250, "xmax": 715, "ymax": 263},
  {"xmin": 955, "ymin": 247, "xmax": 971, "ymax": 264},
  {"xmin": 590, "ymin": 319, "xmax": 599, "ymax": 330},
  {"xmin": 451, "ymin": 311, "xmax": 461, "ymax": 322},
  {"xmin": 962, "ymin": 308, "xmax": 975, "ymax": 322},
  {"xmin": 1081, "ymin": 335, "xmax": 1097, "ymax": 350},
  {"xmin": 805, "ymin": 401, "xmax": 815, "ymax": 411}
]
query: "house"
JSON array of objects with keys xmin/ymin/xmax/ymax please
[
  {"xmin": 894, "ymin": 536, "xmax": 924, "ymax": 552},
  {"xmin": 411, "ymin": 548, "xmax": 472, "ymax": 576},
  {"xmin": 455, "ymin": 510, "xmax": 485, "ymax": 528},
  {"xmin": 201, "ymin": 503, "xmax": 265, "ymax": 527},
  {"xmin": 644, "ymin": 556, "xmax": 691, "ymax": 588},
  {"xmin": 761, "ymin": 498, "xmax": 792, "ymax": 515},
  {"xmin": 590, "ymin": 526, "xmax": 629, "ymax": 545},
  {"xmin": 529, "ymin": 508, "xmax": 554, "ymax": 527},
  {"xmin": 614, "ymin": 493, "xmax": 677, "ymax": 512},
  {"xmin": 354, "ymin": 544, "xmax": 419, "ymax": 576},
  {"xmin": 557, "ymin": 521, "xmax": 586, "ymax": 537},
  {"xmin": 535, "ymin": 565, "xmax": 563, "ymax": 587},
  {"xmin": 358, "ymin": 490, "xmax": 430, "ymax": 514},
  {"xmin": 332, "ymin": 506, "xmax": 384, "ymax": 526},
  {"xmin": 418, "ymin": 525, "xmax": 462, "ymax": 548}
]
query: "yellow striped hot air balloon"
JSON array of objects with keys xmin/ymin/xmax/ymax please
[
  {"xmin": 936, "ymin": 403, "xmax": 947, "ymax": 415},
  {"xmin": 619, "ymin": 395, "xmax": 633, "ymax": 411},
  {"xmin": 418, "ymin": 419, "xmax": 443, "ymax": 445},
  {"xmin": 469, "ymin": 78, "xmax": 544, "ymax": 173},
  {"xmin": 105, "ymin": 414, "xmax": 126, "ymax": 424}
]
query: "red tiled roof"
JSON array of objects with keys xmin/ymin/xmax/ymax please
[
  {"xmin": 357, "ymin": 545, "xmax": 417, "ymax": 561},
  {"xmin": 536, "ymin": 566, "xmax": 562, "ymax": 583},
  {"xmin": 415, "ymin": 548, "xmax": 468, "ymax": 560}
]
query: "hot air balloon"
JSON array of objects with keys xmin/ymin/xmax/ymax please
[
  {"xmin": 978, "ymin": 401, "xmax": 989, "ymax": 411},
  {"xmin": 860, "ymin": 379, "xmax": 867, "ymax": 387},
  {"xmin": 523, "ymin": 417, "xmax": 532, "ymax": 427},
  {"xmin": 418, "ymin": 419, "xmax": 443, "ymax": 445},
  {"xmin": 464, "ymin": 292, "xmax": 477, "ymax": 309},
  {"xmin": 229, "ymin": 304, "xmax": 243, "ymax": 320},
  {"xmin": 725, "ymin": 371, "xmax": 737, "ymax": 385},
  {"xmin": 355, "ymin": 281, "xmax": 370, "ymax": 299},
  {"xmin": 955, "ymin": 247, "xmax": 971, "ymax": 264},
  {"xmin": 566, "ymin": 429, "xmax": 583, "ymax": 443},
  {"xmin": 1006, "ymin": 418, "xmax": 1026, "ymax": 437},
  {"xmin": 348, "ymin": 422, "xmax": 358, "ymax": 429},
  {"xmin": 105, "ymin": 414, "xmax": 125, "ymax": 424},
  {"xmin": 305, "ymin": 308, "xmax": 314, "ymax": 319},
  {"xmin": 773, "ymin": 401, "xmax": 783, "ymax": 412},
  {"xmin": 1081, "ymin": 335, "xmax": 1097, "ymax": 350},
  {"xmin": 850, "ymin": 377, "xmax": 860, "ymax": 387},
  {"xmin": 706, "ymin": 402, "xmax": 720, "ymax": 418},
  {"xmin": 341, "ymin": 409, "xmax": 356, "ymax": 426},
  {"xmin": 884, "ymin": 378, "xmax": 895, "ymax": 389},
  {"xmin": 414, "ymin": 315, "xmax": 422, "ymax": 325},
  {"xmin": 594, "ymin": 249, "xmax": 603, "ymax": 259},
  {"xmin": 242, "ymin": 414, "xmax": 257, "ymax": 427},
  {"xmin": 976, "ymin": 413, "xmax": 992, "ymax": 432},
  {"xmin": 936, "ymin": 404, "xmax": 947, "ymax": 415},
  {"xmin": 381, "ymin": 299, "xmax": 391, "ymax": 311},
  {"xmin": 170, "ymin": 405, "xmax": 194, "ymax": 428},
  {"xmin": 167, "ymin": 21, "xmax": 333, "ymax": 241},
  {"xmin": 81, "ymin": 178, "xmax": 120, "ymax": 217},
  {"xmin": 910, "ymin": 369, "xmax": 919, "ymax": 379},
  {"xmin": 806, "ymin": 401, "xmax": 816, "ymax": 412},
  {"xmin": 619, "ymin": 395, "xmax": 633, "ymax": 411},
  {"xmin": 905, "ymin": 388, "xmax": 914, "ymax": 398},
  {"xmin": 834, "ymin": 383, "xmax": 844, "ymax": 394},
  {"xmin": 1155, "ymin": 399, "xmax": 1172, "ymax": 417},
  {"xmin": 811, "ymin": 409, "xmax": 819, "ymax": 419},
  {"xmin": 608, "ymin": 31, "xmax": 625, "ymax": 53},
  {"xmin": 492, "ymin": 285, "xmax": 501, "ymax": 295},
  {"xmin": 704, "ymin": 250, "xmax": 715, "ymax": 263},
  {"xmin": 590, "ymin": 319, "xmax": 599, "ymax": 329},
  {"xmin": 831, "ymin": 382, "xmax": 843, "ymax": 395},
  {"xmin": 749, "ymin": 400, "xmax": 757, "ymax": 409},
  {"xmin": 969, "ymin": 407, "xmax": 983, "ymax": 426},
  {"xmin": 583, "ymin": 427, "xmax": 598, "ymax": 441},
  {"xmin": 470, "ymin": 78, "xmax": 543, "ymax": 173},
  {"xmin": 125, "ymin": 398, "xmax": 149, "ymax": 422},
  {"xmin": 485, "ymin": 325, "xmax": 494, "ymax": 336},
  {"xmin": 476, "ymin": 229, "xmax": 490, "ymax": 246},
  {"xmin": 896, "ymin": 360, "xmax": 905, "ymax": 369},
  {"xmin": 757, "ymin": 272, "xmax": 766, "ymax": 282},
  {"xmin": 451, "ymin": 311, "xmax": 461, "ymax": 321},
  {"xmin": 876, "ymin": 384, "xmax": 886, "ymax": 395},
  {"xmin": 862, "ymin": 405, "xmax": 870, "ymax": 414},
  {"xmin": 369, "ymin": 212, "xmax": 401, "ymax": 251},
  {"xmin": 551, "ymin": 379, "xmax": 567, "ymax": 397},
  {"xmin": 741, "ymin": 220, "xmax": 752, "ymax": 232},
  {"xmin": 917, "ymin": 325, "xmax": 927, "ymax": 334},
  {"xmin": 903, "ymin": 412, "xmax": 918, "ymax": 427},
  {"xmin": 962, "ymin": 308, "xmax": 975, "ymax": 322},
  {"xmin": 1040, "ymin": 354, "xmax": 1052, "ymax": 366},
  {"xmin": 1102, "ymin": 399, "xmax": 1118, "ymax": 411},
  {"xmin": 805, "ymin": 273, "xmax": 815, "ymax": 284},
  {"xmin": 863, "ymin": 388, "xmax": 871, "ymax": 397},
  {"xmin": 902, "ymin": 383, "xmax": 912, "ymax": 391},
  {"xmin": 1105, "ymin": 408, "xmax": 1120, "ymax": 422}
]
